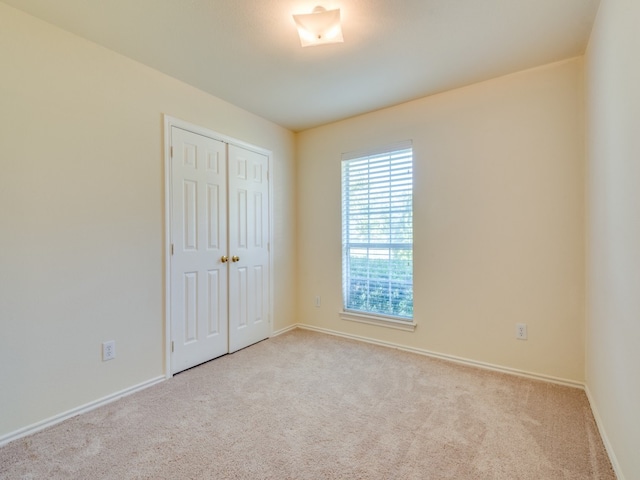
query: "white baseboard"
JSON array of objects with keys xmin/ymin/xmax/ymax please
[
  {"xmin": 271, "ymin": 323, "xmax": 299, "ymax": 337},
  {"xmin": 294, "ymin": 323, "xmax": 585, "ymax": 389},
  {"xmin": 0, "ymin": 375, "xmax": 165, "ymax": 447},
  {"xmin": 584, "ymin": 385, "xmax": 625, "ymax": 480}
]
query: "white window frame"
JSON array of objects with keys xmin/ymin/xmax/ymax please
[{"xmin": 339, "ymin": 141, "xmax": 416, "ymax": 332}]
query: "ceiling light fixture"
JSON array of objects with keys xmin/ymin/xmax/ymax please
[{"xmin": 293, "ymin": 6, "xmax": 344, "ymax": 47}]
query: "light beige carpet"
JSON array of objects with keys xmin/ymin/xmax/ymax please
[{"xmin": 0, "ymin": 329, "xmax": 615, "ymax": 479}]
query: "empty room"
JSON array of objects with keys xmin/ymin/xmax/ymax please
[{"xmin": 0, "ymin": 0, "xmax": 638, "ymax": 479}]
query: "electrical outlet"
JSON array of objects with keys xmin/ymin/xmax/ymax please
[
  {"xmin": 102, "ymin": 340, "xmax": 116, "ymax": 361},
  {"xmin": 315, "ymin": 295, "xmax": 321, "ymax": 307},
  {"xmin": 516, "ymin": 323, "xmax": 528, "ymax": 340}
]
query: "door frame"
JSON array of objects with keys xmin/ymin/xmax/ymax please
[{"xmin": 163, "ymin": 115, "xmax": 274, "ymax": 378}]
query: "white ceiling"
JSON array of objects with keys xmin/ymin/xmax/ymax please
[{"xmin": 3, "ymin": 0, "xmax": 601, "ymax": 132}]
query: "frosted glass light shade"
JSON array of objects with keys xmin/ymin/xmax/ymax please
[{"xmin": 293, "ymin": 6, "xmax": 344, "ymax": 47}]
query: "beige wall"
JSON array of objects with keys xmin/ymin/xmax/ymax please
[
  {"xmin": 0, "ymin": 3, "xmax": 296, "ymax": 439},
  {"xmin": 297, "ymin": 59, "xmax": 586, "ymax": 382},
  {"xmin": 585, "ymin": 0, "xmax": 640, "ymax": 478}
]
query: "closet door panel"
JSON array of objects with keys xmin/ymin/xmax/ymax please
[
  {"xmin": 228, "ymin": 144, "xmax": 270, "ymax": 353},
  {"xmin": 170, "ymin": 127, "xmax": 229, "ymax": 374}
]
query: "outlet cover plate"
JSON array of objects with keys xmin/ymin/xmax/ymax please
[
  {"xmin": 516, "ymin": 323, "xmax": 528, "ymax": 340},
  {"xmin": 102, "ymin": 340, "xmax": 116, "ymax": 361}
]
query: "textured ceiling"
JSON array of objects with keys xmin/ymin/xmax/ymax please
[{"xmin": 2, "ymin": 0, "xmax": 601, "ymax": 131}]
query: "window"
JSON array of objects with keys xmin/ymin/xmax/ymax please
[{"xmin": 341, "ymin": 142, "xmax": 413, "ymax": 326}]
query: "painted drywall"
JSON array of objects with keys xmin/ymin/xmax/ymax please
[
  {"xmin": 585, "ymin": 0, "xmax": 640, "ymax": 478},
  {"xmin": 296, "ymin": 59, "xmax": 585, "ymax": 382},
  {"xmin": 0, "ymin": 3, "xmax": 296, "ymax": 439}
]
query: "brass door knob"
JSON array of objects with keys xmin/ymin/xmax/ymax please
[
  {"xmin": 231, "ymin": 255, "xmax": 240, "ymax": 262},
  {"xmin": 220, "ymin": 255, "xmax": 229, "ymax": 263}
]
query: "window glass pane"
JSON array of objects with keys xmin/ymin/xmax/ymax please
[{"xmin": 342, "ymin": 145, "xmax": 413, "ymax": 319}]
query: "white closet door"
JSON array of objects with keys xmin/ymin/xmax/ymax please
[
  {"xmin": 170, "ymin": 127, "xmax": 228, "ymax": 373},
  {"xmin": 227, "ymin": 144, "xmax": 270, "ymax": 353}
]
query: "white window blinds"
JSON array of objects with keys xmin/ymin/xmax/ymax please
[{"xmin": 341, "ymin": 142, "xmax": 413, "ymax": 320}]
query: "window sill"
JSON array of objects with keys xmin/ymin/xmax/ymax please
[{"xmin": 339, "ymin": 311, "xmax": 417, "ymax": 332}]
